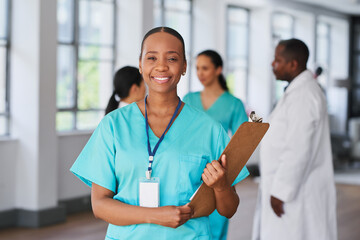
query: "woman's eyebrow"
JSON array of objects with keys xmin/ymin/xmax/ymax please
[
  {"xmin": 167, "ymin": 51, "xmax": 180, "ymax": 56},
  {"xmin": 144, "ymin": 50, "xmax": 180, "ymax": 56},
  {"xmin": 145, "ymin": 51, "xmax": 158, "ymax": 55}
]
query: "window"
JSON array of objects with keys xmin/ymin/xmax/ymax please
[
  {"xmin": 271, "ymin": 12, "xmax": 294, "ymax": 102},
  {"xmin": 57, "ymin": 0, "xmax": 116, "ymax": 131},
  {"xmin": 226, "ymin": 6, "xmax": 249, "ymax": 102},
  {"xmin": 153, "ymin": 0, "xmax": 192, "ymax": 97},
  {"xmin": 315, "ymin": 21, "xmax": 331, "ymax": 90},
  {"xmin": 0, "ymin": 0, "xmax": 10, "ymax": 136},
  {"xmin": 350, "ymin": 17, "xmax": 360, "ymax": 117}
]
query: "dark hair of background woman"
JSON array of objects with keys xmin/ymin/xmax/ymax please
[
  {"xmin": 105, "ymin": 66, "xmax": 142, "ymax": 115},
  {"xmin": 198, "ymin": 50, "xmax": 228, "ymax": 91},
  {"xmin": 139, "ymin": 26, "xmax": 186, "ymax": 62}
]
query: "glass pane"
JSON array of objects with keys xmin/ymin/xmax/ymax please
[
  {"xmin": 317, "ymin": 22, "xmax": 329, "ymax": 37},
  {"xmin": 228, "ymin": 58, "xmax": 247, "ymax": 69},
  {"xmin": 77, "ymin": 111, "xmax": 103, "ymax": 130},
  {"xmin": 352, "ymin": 89, "xmax": 360, "ymax": 115},
  {"xmin": 57, "ymin": 0, "xmax": 74, "ymax": 43},
  {"xmin": 164, "ymin": 0, "xmax": 190, "ymax": 12},
  {"xmin": 228, "ymin": 8, "xmax": 247, "ymax": 24},
  {"xmin": 154, "ymin": 0, "xmax": 161, "ymax": 7},
  {"xmin": 0, "ymin": 47, "xmax": 5, "ymax": 113},
  {"xmin": 272, "ymin": 13, "xmax": 293, "ymax": 30},
  {"xmin": 355, "ymin": 55, "xmax": 360, "ymax": 85},
  {"xmin": 79, "ymin": 45, "xmax": 114, "ymax": 61},
  {"xmin": 0, "ymin": 0, "xmax": 7, "ymax": 39},
  {"xmin": 57, "ymin": 45, "xmax": 75, "ymax": 108},
  {"xmin": 164, "ymin": 11, "xmax": 191, "ymax": 50},
  {"xmin": 77, "ymin": 61, "xmax": 113, "ymax": 110},
  {"xmin": 0, "ymin": 115, "xmax": 6, "ymax": 135},
  {"xmin": 355, "ymin": 29, "xmax": 360, "ymax": 51},
  {"xmin": 227, "ymin": 68, "xmax": 247, "ymax": 101},
  {"xmin": 57, "ymin": 111, "xmax": 74, "ymax": 131},
  {"xmin": 153, "ymin": 1, "xmax": 162, "ymax": 27},
  {"xmin": 228, "ymin": 25, "xmax": 248, "ymax": 59},
  {"xmin": 316, "ymin": 37, "xmax": 329, "ymax": 64},
  {"xmin": 79, "ymin": 0, "xmax": 114, "ymax": 45}
]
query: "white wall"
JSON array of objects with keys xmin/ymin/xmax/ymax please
[
  {"xmin": 58, "ymin": 133, "xmax": 92, "ymax": 200},
  {"xmin": 0, "ymin": 139, "xmax": 17, "ymax": 211}
]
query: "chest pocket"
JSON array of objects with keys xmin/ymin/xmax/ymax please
[{"xmin": 178, "ymin": 155, "xmax": 209, "ymax": 205}]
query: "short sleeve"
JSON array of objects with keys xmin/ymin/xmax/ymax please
[
  {"xmin": 70, "ymin": 116, "xmax": 117, "ymax": 193},
  {"xmin": 230, "ymin": 99, "xmax": 248, "ymax": 135},
  {"xmin": 214, "ymin": 125, "xmax": 230, "ymax": 160}
]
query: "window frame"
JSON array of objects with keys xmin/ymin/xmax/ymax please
[
  {"xmin": 0, "ymin": 0, "xmax": 11, "ymax": 136},
  {"xmin": 315, "ymin": 19, "xmax": 331, "ymax": 91},
  {"xmin": 225, "ymin": 5, "xmax": 250, "ymax": 101},
  {"xmin": 57, "ymin": 0, "xmax": 117, "ymax": 131},
  {"xmin": 349, "ymin": 17, "xmax": 360, "ymax": 118}
]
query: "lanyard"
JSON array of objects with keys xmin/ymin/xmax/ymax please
[{"xmin": 144, "ymin": 95, "xmax": 182, "ymax": 179}]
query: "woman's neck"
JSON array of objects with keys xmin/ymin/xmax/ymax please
[
  {"xmin": 146, "ymin": 91, "xmax": 180, "ymax": 116},
  {"xmin": 203, "ymin": 79, "xmax": 224, "ymax": 97}
]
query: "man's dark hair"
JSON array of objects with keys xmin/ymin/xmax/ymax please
[{"xmin": 278, "ymin": 38, "xmax": 309, "ymax": 69}]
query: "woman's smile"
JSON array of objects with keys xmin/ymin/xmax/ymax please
[{"xmin": 152, "ymin": 76, "xmax": 171, "ymax": 84}]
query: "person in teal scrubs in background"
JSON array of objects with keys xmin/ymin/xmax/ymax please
[
  {"xmin": 184, "ymin": 50, "xmax": 249, "ymax": 240},
  {"xmin": 71, "ymin": 27, "xmax": 248, "ymax": 240}
]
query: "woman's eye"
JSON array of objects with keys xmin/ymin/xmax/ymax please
[
  {"xmin": 168, "ymin": 57, "xmax": 177, "ymax": 62},
  {"xmin": 147, "ymin": 57, "xmax": 156, "ymax": 61}
]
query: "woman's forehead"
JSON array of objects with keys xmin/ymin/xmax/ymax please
[{"xmin": 142, "ymin": 32, "xmax": 183, "ymax": 54}]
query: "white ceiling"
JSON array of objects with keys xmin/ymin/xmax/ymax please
[{"xmin": 292, "ymin": 0, "xmax": 360, "ymax": 15}]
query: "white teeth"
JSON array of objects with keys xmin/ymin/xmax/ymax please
[{"xmin": 154, "ymin": 77, "xmax": 169, "ymax": 81}]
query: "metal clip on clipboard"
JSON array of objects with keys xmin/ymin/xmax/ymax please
[{"xmin": 249, "ymin": 111, "xmax": 263, "ymax": 123}]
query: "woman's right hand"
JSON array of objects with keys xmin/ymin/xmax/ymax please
[{"xmin": 151, "ymin": 204, "xmax": 193, "ymax": 228}]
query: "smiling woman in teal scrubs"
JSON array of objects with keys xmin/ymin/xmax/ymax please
[
  {"xmin": 184, "ymin": 50, "xmax": 249, "ymax": 240},
  {"xmin": 71, "ymin": 27, "xmax": 248, "ymax": 240}
]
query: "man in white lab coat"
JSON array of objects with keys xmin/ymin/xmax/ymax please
[{"xmin": 252, "ymin": 39, "xmax": 337, "ymax": 240}]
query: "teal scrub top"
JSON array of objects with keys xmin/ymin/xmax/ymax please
[
  {"xmin": 70, "ymin": 102, "xmax": 248, "ymax": 240},
  {"xmin": 183, "ymin": 91, "xmax": 249, "ymax": 240},
  {"xmin": 183, "ymin": 91, "xmax": 248, "ymax": 136}
]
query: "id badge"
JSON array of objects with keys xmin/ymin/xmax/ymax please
[{"xmin": 139, "ymin": 177, "xmax": 160, "ymax": 207}]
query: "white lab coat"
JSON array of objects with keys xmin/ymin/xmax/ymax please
[{"xmin": 252, "ymin": 70, "xmax": 337, "ymax": 240}]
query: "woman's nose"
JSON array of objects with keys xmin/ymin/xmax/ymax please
[{"xmin": 156, "ymin": 58, "xmax": 169, "ymax": 71}]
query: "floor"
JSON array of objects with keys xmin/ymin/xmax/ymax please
[{"xmin": 0, "ymin": 178, "xmax": 359, "ymax": 240}]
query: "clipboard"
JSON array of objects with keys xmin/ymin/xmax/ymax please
[{"xmin": 188, "ymin": 122, "xmax": 269, "ymax": 218}]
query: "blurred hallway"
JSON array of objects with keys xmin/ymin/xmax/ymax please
[{"xmin": 1, "ymin": 178, "xmax": 359, "ymax": 240}]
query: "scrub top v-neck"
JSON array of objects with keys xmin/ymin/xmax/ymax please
[
  {"xmin": 70, "ymin": 102, "xmax": 245, "ymax": 240},
  {"xmin": 183, "ymin": 91, "xmax": 248, "ymax": 135}
]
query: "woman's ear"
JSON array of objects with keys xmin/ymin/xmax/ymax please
[
  {"xmin": 182, "ymin": 61, "xmax": 187, "ymax": 76},
  {"xmin": 216, "ymin": 66, "xmax": 223, "ymax": 76},
  {"xmin": 139, "ymin": 60, "xmax": 142, "ymax": 75}
]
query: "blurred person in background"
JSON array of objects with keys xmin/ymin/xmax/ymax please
[
  {"xmin": 252, "ymin": 39, "xmax": 337, "ymax": 240},
  {"xmin": 105, "ymin": 66, "xmax": 146, "ymax": 115},
  {"xmin": 183, "ymin": 49, "xmax": 249, "ymax": 240}
]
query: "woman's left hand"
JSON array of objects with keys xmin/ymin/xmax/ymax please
[{"xmin": 202, "ymin": 154, "xmax": 230, "ymax": 192}]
